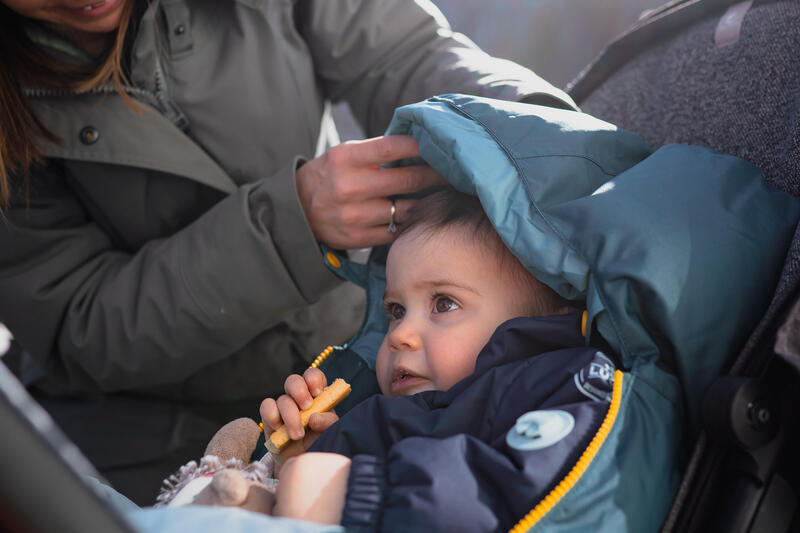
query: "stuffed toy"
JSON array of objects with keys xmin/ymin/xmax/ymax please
[
  {"xmin": 155, "ymin": 417, "xmax": 277, "ymax": 514},
  {"xmin": 155, "ymin": 379, "xmax": 350, "ymax": 514}
]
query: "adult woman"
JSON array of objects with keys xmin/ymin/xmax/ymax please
[{"xmin": 0, "ymin": 0, "xmax": 575, "ymax": 502}]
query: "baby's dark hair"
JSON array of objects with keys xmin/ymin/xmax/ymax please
[
  {"xmin": 400, "ymin": 187, "xmax": 495, "ymax": 246},
  {"xmin": 398, "ymin": 187, "xmax": 575, "ymax": 316}
]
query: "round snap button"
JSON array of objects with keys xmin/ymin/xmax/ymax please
[
  {"xmin": 79, "ymin": 126, "xmax": 99, "ymax": 145},
  {"xmin": 506, "ymin": 410, "xmax": 575, "ymax": 451},
  {"xmin": 174, "ymin": 24, "xmax": 186, "ymax": 35}
]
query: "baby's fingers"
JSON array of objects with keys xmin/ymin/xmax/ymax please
[
  {"xmin": 285, "ymin": 374, "xmax": 313, "ymax": 410},
  {"xmin": 260, "ymin": 397, "xmax": 282, "ymax": 434},
  {"xmin": 308, "ymin": 412, "xmax": 339, "ymax": 433},
  {"xmin": 303, "ymin": 367, "xmax": 327, "ymax": 397},
  {"xmin": 277, "ymin": 395, "xmax": 305, "ymax": 440}
]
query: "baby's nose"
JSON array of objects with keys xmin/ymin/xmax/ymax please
[{"xmin": 387, "ymin": 318, "xmax": 422, "ymax": 351}]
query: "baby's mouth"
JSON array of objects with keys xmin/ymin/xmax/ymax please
[
  {"xmin": 392, "ymin": 367, "xmax": 417, "ymax": 383},
  {"xmin": 390, "ymin": 367, "xmax": 428, "ymax": 395}
]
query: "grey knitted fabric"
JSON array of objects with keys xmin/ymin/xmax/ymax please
[{"xmin": 578, "ymin": 0, "xmax": 800, "ymax": 372}]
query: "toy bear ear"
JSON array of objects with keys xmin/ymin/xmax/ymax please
[{"xmin": 204, "ymin": 417, "xmax": 261, "ymax": 463}]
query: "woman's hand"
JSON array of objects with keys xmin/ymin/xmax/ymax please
[
  {"xmin": 273, "ymin": 452, "xmax": 351, "ymax": 524},
  {"xmin": 260, "ymin": 368, "xmax": 339, "ymax": 460},
  {"xmin": 296, "ymin": 135, "xmax": 445, "ymax": 249}
]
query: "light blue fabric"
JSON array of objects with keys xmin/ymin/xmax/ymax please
[
  {"xmin": 321, "ymin": 244, "xmax": 388, "ymax": 370},
  {"xmin": 126, "ymin": 507, "xmax": 343, "ymax": 533},
  {"xmin": 86, "ymin": 475, "xmax": 343, "ymax": 533},
  {"xmin": 85, "ymin": 476, "xmax": 139, "ymax": 514}
]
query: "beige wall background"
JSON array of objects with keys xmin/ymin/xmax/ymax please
[{"xmin": 333, "ymin": 0, "xmax": 666, "ymax": 140}]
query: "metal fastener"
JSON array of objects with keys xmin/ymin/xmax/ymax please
[{"xmin": 79, "ymin": 126, "xmax": 99, "ymax": 145}]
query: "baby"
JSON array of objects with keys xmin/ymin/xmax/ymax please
[{"xmin": 262, "ymin": 187, "xmax": 576, "ymax": 525}]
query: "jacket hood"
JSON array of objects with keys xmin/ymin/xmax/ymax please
[{"xmin": 331, "ymin": 94, "xmax": 800, "ymax": 429}]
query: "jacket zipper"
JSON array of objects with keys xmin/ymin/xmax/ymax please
[
  {"xmin": 509, "ymin": 370, "xmax": 625, "ymax": 533},
  {"xmin": 24, "ymin": 83, "xmax": 159, "ymax": 108},
  {"xmin": 25, "ymin": 70, "xmax": 188, "ymax": 131},
  {"xmin": 151, "ymin": 55, "xmax": 189, "ymax": 130}
]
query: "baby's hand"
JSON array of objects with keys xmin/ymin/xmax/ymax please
[{"xmin": 260, "ymin": 368, "xmax": 339, "ymax": 456}]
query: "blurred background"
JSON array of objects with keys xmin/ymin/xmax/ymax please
[
  {"xmin": 333, "ymin": 0, "xmax": 665, "ymax": 141},
  {"xmin": 434, "ymin": 0, "xmax": 664, "ymax": 90}
]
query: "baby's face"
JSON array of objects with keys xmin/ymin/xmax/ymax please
[{"xmin": 376, "ymin": 225, "xmax": 534, "ymax": 397}]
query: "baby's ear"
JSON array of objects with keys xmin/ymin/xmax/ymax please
[{"xmin": 205, "ymin": 417, "xmax": 261, "ymax": 463}]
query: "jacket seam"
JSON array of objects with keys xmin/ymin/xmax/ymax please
[{"xmin": 514, "ymin": 153, "xmax": 617, "ymax": 176}]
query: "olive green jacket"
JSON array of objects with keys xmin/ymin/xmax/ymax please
[{"xmin": 1, "ymin": 0, "xmax": 576, "ymax": 402}]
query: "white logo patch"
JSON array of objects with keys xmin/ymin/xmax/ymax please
[
  {"xmin": 574, "ymin": 351, "xmax": 615, "ymax": 402},
  {"xmin": 506, "ymin": 410, "xmax": 575, "ymax": 451}
]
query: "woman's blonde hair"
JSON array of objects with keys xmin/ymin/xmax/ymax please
[{"xmin": 0, "ymin": 0, "xmax": 137, "ymax": 208}]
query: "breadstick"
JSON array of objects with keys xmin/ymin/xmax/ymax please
[{"xmin": 266, "ymin": 378, "xmax": 351, "ymax": 455}]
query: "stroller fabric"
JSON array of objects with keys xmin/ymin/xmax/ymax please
[{"xmin": 567, "ymin": 2, "xmax": 800, "ymax": 529}]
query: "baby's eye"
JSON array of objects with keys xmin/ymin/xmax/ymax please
[
  {"xmin": 385, "ymin": 302, "xmax": 406, "ymax": 321},
  {"xmin": 433, "ymin": 295, "xmax": 460, "ymax": 314}
]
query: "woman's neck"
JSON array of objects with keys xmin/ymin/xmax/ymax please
[{"xmin": 46, "ymin": 24, "xmax": 115, "ymax": 58}]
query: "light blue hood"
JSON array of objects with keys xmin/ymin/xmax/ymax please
[{"xmin": 382, "ymin": 94, "xmax": 800, "ymax": 432}]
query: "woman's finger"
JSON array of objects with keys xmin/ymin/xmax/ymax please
[
  {"xmin": 303, "ymin": 367, "xmax": 327, "ymax": 397},
  {"xmin": 285, "ymin": 373, "xmax": 313, "ymax": 410},
  {"xmin": 325, "ymin": 196, "xmax": 419, "ymax": 233},
  {"xmin": 335, "ymin": 197, "xmax": 424, "ymax": 245},
  {"xmin": 340, "ymin": 135, "xmax": 421, "ymax": 167},
  {"xmin": 277, "ymin": 395, "xmax": 304, "ymax": 440},
  {"xmin": 346, "ymin": 164, "xmax": 445, "ymax": 200}
]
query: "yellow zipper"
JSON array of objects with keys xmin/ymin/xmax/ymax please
[
  {"xmin": 509, "ymin": 370, "xmax": 624, "ymax": 533},
  {"xmin": 309, "ymin": 345, "xmax": 335, "ymax": 369}
]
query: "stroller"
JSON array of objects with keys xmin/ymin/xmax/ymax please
[
  {"xmin": 2, "ymin": 0, "xmax": 799, "ymax": 531},
  {"xmin": 571, "ymin": 0, "xmax": 800, "ymax": 530}
]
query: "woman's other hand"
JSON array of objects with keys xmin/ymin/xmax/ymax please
[{"xmin": 296, "ymin": 135, "xmax": 445, "ymax": 249}]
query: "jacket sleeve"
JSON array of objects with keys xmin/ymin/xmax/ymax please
[
  {"xmin": 333, "ymin": 400, "xmax": 611, "ymax": 533},
  {"xmin": 324, "ymin": 399, "xmax": 607, "ymax": 533},
  {"xmin": 0, "ymin": 159, "xmax": 341, "ymax": 392},
  {"xmin": 295, "ymin": 0, "xmax": 577, "ymax": 137},
  {"xmin": 341, "ymin": 438, "xmax": 531, "ymax": 533}
]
